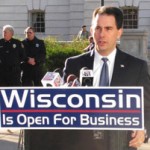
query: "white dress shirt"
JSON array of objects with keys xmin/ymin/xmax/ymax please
[{"xmin": 93, "ymin": 49, "xmax": 117, "ymax": 86}]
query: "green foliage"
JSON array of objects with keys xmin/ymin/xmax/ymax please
[{"xmin": 44, "ymin": 37, "xmax": 89, "ymax": 71}]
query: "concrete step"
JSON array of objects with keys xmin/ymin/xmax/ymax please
[{"xmin": 0, "ymin": 129, "xmax": 21, "ymax": 150}]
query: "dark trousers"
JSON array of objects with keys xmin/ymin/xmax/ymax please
[
  {"xmin": 0, "ymin": 66, "xmax": 21, "ymax": 86},
  {"xmin": 22, "ymin": 64, "xmax": 44, "ymax": 86}
]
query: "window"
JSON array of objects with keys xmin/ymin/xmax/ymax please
[
  {"xmin": 31, "ymin": 12, "xmax": 45, "ymax": 32},
  {"xmin": 121, "ymin": 6, "xmax": 138, "ymax": 29}
]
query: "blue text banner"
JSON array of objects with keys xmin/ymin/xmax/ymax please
[{"xmin": 0, "ymin": 87, "xmax": 144, "ymax": 130}]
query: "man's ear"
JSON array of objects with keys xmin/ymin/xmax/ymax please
[
  {"xmin": 90, "ymin": 26, "xmax": 93, "ymax": 35},
  {"xmin": 118, "ymin": 28, "xmax": 123, "ymax": 39}
]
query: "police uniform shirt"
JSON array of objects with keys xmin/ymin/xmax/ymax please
[
  {"xmin": 22, "ymin": 37, "xmax": 46, "ymax": 65},
  {"xmin": 0, "ymin": 38, "xmax": 25, "ymax": 66}
]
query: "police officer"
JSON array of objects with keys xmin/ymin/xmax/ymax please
[
  {"xmin": 21, "ymin": 26, "xmax": 46, "ymax": 86},
  {"xmin": 0, "ymin": 25, "xmax": 25, "ymax": 86}
]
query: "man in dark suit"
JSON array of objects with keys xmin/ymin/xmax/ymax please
[{"xmin": 62, "ymin": 6, "xmax": 150, "ymax": 150}]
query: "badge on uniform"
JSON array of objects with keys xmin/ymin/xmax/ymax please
[
  {"xmin": 13, "ymin": 44, "xmax": 16, "ymax": 48},
  {"xmin": 36, "ymin": 43, "xmax": 39, "ymax": 47}
]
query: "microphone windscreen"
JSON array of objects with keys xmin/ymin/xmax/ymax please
[
  {"xmin": 63, "ymin": 74, "xmax": 77, "ymax": 87},
  {"xmin": 66, "ymin": 74, "xmax": 76, "ymax": 83},
  {"xmin": 80, "ymin": 68, "xmax": 93, "ymax": 86},
  {"xmin": 41, "ymin": 72, "xmax": 62, "ymax": 87},
  {"xmin": 71, "ymin": 78, "xmax": 80, "ymax": 87}
]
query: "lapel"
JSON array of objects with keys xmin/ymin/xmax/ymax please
[
  {"xmin": 84, "ymin": 50, "xmax": 95, "ymax": 69},
  {"xmin": 110, "ymin": 49, "xmax": 128, "ymax": 86},
  {"xmin": 84, "ymin": 49, "xmax": 129, "ymax": 86}
]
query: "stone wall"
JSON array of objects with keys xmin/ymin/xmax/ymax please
[{"xmin": 119, "ymin": 29, "xmax": 150, "ymax": 71}]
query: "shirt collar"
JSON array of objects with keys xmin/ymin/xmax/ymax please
[{"xmin": 94, "ymin": 48, "xmax": 117, "ymax": 64}]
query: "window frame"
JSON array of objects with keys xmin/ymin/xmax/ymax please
[
  {"xmin": 121, "ymin": 6, "xmax": 138, "ymax": 29},
  {"xmin": 28, "ymin": 10, "xmax": 45, "ymax": 33}
]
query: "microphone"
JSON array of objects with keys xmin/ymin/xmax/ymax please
[
  {"xmin": 53, "ymin": 68, "xmax": 63, "ymax": 77},
  {"xmin": 80, "ymin": 67, "xmax": 93, "ymax": 86},
  {"xmin": 63, "ymin": 74, "xmax": 77, "ymax": 87},
  {"xmin": 71, "ymin": 78, "xmax": 80, "ymax": 87},
  {"xmin": 41, "ymin": 71, "xmax": 63, "ymax": 87}
]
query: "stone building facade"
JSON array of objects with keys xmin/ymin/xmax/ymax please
[
  {"xmin": 0, "ymin": 0, "xmax": 150, "ymax": 62},
  {"xmin": 0, "ymin": 0, "xmax": 149, "ymax": 40}
]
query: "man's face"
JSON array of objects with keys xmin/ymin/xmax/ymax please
[
  {"xmin": 91, "ymin": 14, "xmax": 122, "ymax": 56},
  {"xmin": 3, "ymin": 29, "xmax": 13, "ymax": 41},
  {"xmin": 25, "ymin": 29, "xmax": 35, "ymax": 40},
  {"xmin": 82, "ymin": 26, "xmax": 87, "ymax": 32}
]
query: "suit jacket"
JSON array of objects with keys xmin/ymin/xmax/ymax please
[
  {"xmin": 26, "ymin": 49, "xmax": 150, "ymax": 150},
  {"xmin": 62, "ymin": 48, "xmax": 150, "ymax": 150}
]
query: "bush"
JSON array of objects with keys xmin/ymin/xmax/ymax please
[{"xmin": 44, "ymin": 37, "xmax": 89, "ymax": 71}]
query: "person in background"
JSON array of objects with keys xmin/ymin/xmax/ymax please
[
  {"xmin": 22, "ymin": 27, "xmax": 46, "ymax": 150},
  {"xmin": 0, "ymin": 24, "xmax": 25, "ymax": 86},
  {"xmin": 21, "ymin": 26, "xmax": 46, "ymax": 86},
  {"xmin": 76, "ymin": 25, "xmax": 90, "ymax": 40},
  {"xmin": 84, "ymin": 36, "xmax": 95, "ymax": 52},
  {"xmin": 63, "ymin": 6, "xmax": 150, "ymax": 150}
]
